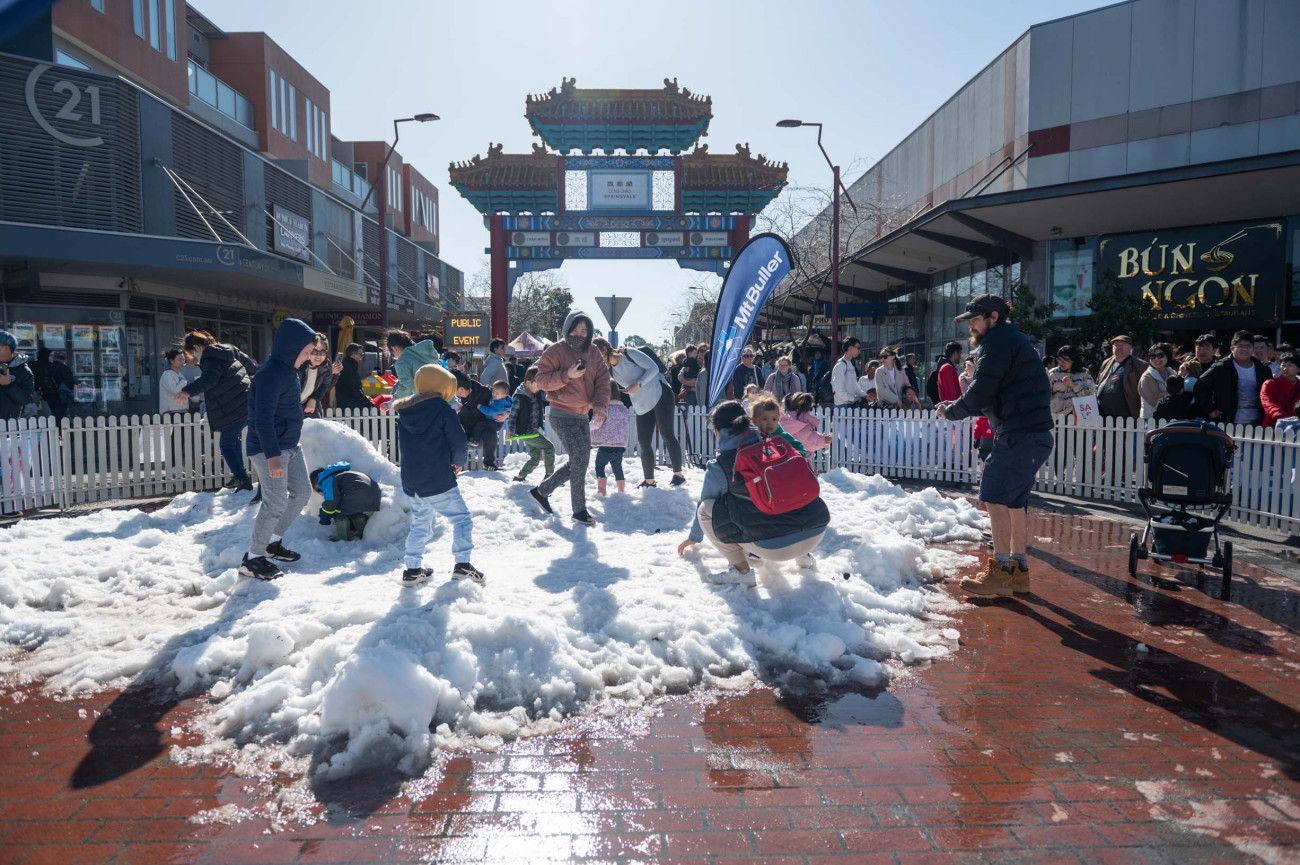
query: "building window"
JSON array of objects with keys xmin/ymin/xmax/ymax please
[
  {"xmin": 55, "ymin": 49, "xmax": 91, "ymax": 70},
  {"xmin": 91, "ymin": 0, "xmax": 104, "ymax": 11},
  {"xmin": 269, "ymin": 70, "xmax": 278, "ymax": 131},
  {"xmin": 305, "ymin": 98, "xmax": 314, "ymax": 154},
  {"xmin": 287, "ymin": 83, "xmax": 296, "ymax": 141},
  {"xmin": 147, "ymin": 0, "xmax": 160, "ymax": 50},
  {"xmin": 388, "ymin": 167, "xmax": 401, "ymax": 211},
  {"xmin": 163, "ymin": 0, "xmax": 176, "ymax": 60},
  {"xmin": 318, "ymin": 110, "xmax": 327, "ymax": 159},
  {"xmin": 132, "ymin": 0, "xmax": 144, "ymax": 38}
]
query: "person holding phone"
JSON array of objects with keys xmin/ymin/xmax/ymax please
[
  {"xmin": 528, "ymin": 310, "xmax": 610, "ymax": 525},
  {"xmin": 299, "ymin": 333, "xmax": 342, "ymax": 418}
]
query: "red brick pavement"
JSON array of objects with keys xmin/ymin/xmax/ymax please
[{"xmin": 1, "ymin": 511, "xmax": 1298, "ymax": 864}]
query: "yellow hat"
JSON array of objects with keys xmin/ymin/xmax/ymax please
[{"xmin": 415, "ymin": 364, "xmax": 456, "ymax": 401}]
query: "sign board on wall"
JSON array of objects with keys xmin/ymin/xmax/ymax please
[
  {"xmin": 271, "ymin": 205, "xmax": 312, "ymax": 263},
  {"xmin": 444, "ymin": 312, "xmax": 491, "ymax": 349},
  {"xmin": 588, "ymin": 171, "xmax": 649, "ymax": 210},
  {"xmin": 1097, "ymin": 220, "xmax": 1284, "ymax": 327},
  {"xmin": 426, "ymin": 273, "xmax": 440, "ymax": 303}
]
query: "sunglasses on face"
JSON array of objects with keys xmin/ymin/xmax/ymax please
[{"xmin": 1149, "ymin": 353, "xmax": 1166, "ymax": 359}]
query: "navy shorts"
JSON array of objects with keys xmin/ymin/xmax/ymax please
[{"xmin": 979, "ymin": 431, "xmax": 1054, "ymax": 509}]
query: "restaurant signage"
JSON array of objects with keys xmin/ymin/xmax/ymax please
[{"xmin": 1098, "ymin": 220, "xmax": 1284, "ymax": 326}]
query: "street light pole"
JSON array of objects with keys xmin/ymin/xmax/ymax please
[
  {"xmin": 359, "ymin": 113, "xmax": 439, "ymax": 347},
  {"xmin": 777, "ymin": 119, "xmax": 857, "ymax": 353}
]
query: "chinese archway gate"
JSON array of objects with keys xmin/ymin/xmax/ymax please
[{"xmin": 448, "ymin": 78, "xmax": 789, "ymax": 342}]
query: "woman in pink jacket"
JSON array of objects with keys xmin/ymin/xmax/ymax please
[{"xmin": 780, "ymin": 392, "xmax": 832, "ymax": 454}]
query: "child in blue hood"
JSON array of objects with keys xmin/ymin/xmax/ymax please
[{"xmin": 240, "ymin": 318, "xmax": 318, "ymax": 580}]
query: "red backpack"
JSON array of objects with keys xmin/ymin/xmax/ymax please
[{"xmin": 731, "ymin": 432, "xmax": 819, "ymax": 515}]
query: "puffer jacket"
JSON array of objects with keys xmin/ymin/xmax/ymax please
[
  {"xmin": 688, "ymin": 426, "xmax": 830, "ymax": 546},
  {"xmin": 0, "ymin": 354, "xmax": 36, "ymax": 421},
  {"xmin": 183, "ymin": 343, "xmax": 256, "ymax": 432},
  {"xmin": 246, "ymin": 319, "xmax": 316, "ymax": 459},
  {"xmin": 943, "ymin": 322, "xmax": 1052, "ymax": 436},
  {"xmin": 533, "ymin": 310, "xmax": 610, "ymax": 416},
  {"xmin": 507, "ymin": 382, "xmax": 548, "ymax": 438},
  {"xmin": 393, "ymin": 391, "xmax": 467, "ymax": 497},
  {"xmin": 780, "ymin": 410, "xmax": 829, "ymax": 453},
  {"xmin": 1047, "ymin": 366, "xmax": 1097, "ymax": 416},
  {"xmin": 392, "ymin": 340, "xmax": 442, "ymax": 401}
]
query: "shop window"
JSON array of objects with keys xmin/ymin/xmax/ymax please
[{"xmin": 1050, "ymin": 239, "xmax": 1096, "ymax": 319}]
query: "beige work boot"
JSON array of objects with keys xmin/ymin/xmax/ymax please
[
  {"xmin": 960, "ymin": 558, "xmax": 1015, "ymax": 597},
  {"xmin": 1011, "ymin": 558, "xmax": 1030, "ymax": 594}
]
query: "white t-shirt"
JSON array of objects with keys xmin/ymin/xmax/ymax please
[{"xmin": 1235, "ymin": 361, "xmax": 1259, "ymax": 423}]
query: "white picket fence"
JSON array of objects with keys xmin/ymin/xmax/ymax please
[{"xmin": 2, "ymin": 408, "xmax": 1297, "ymax": 534}]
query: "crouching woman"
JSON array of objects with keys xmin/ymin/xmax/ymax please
[{"xmin": 677, "ymin": 400, "xmax": 829, "ymax": 587}]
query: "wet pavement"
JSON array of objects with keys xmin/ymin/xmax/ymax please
[{"xmin": 2, "ymin": 510, "xmax": 1299, "ymax": 864}]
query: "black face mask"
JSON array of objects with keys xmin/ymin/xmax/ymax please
[{"xmin": 566, "ymin": 332, "xmax": 586, "ymax": 351}]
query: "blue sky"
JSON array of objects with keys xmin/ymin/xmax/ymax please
[{"xmin": 199, "ymin": 0, "xmax": 1102, "ymax": 343}]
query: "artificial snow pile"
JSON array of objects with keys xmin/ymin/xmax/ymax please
[{"xmin": 0, "ymin": 419, "xmax": 983, "ymax": 779}]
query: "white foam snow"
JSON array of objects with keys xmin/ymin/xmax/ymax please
[{"xmin": 0, "ymin": 419, "xmax": 983, "ymax": 778}]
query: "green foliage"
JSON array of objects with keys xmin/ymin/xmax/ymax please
[
  {"xmin": 621, "ymin": 334, "xmax": 649, "ymax": 348},
  {"xmin": 1069, "ymin": 270, "xmax": 1159, "ymax": 371},
  {"xmin": 1008, "ymin": 282, "xmax": 1064, "ymax": 346},
  {"xmin": 508, "ymin": 271, "xmax": 574, "ymax": 341}
]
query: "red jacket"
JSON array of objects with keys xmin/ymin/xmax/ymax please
[
  {"xmin": 1261, "ymin": 376, "xmax": 1300, "ymax": 428},
  {"xmin": 937, "ymin": 361, "xmax": 962, "ymax": 403}
]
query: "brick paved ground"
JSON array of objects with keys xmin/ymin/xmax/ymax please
[{"xmin": 1, "ymin": 510, "xmax": 1298, "ymax": 864}]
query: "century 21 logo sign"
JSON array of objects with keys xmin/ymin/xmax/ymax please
[{"xmin": 25, "ymin": 63, "xmax": 105, "ymax": 148}]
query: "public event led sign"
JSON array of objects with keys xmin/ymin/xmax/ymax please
[{"xmin": 444, "ymin": 312, "xmax": 491, "ymax": 348}]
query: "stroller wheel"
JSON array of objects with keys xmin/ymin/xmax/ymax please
[
  {"xmin": 1128, "ymin": 533, "xmax": 1140, "ymax": 578},
  {"xmin": 1219, "ymin": 542, "xmax": 1233, "ymax": 602}
]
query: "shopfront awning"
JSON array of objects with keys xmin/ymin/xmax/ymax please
[{"xmin": 776, "ymin": 149, "xmax": 1300, "ymax": 318}]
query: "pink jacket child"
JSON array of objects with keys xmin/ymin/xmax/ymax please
[
  {"xmin": 780, "ymin": 409, "xmax": 831, "ymax": 454},
  {"xmin": 590, "ymin": 402, "xmax": 631, "ymax": 448}
]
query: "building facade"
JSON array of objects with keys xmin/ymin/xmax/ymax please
[
  {"xmin": 783, "ymin": 0, "xmax": 1300, "ymax": 367},
  {"xmin": 0, "ymin": 0, "xmax": 462, "ymax": 417}
]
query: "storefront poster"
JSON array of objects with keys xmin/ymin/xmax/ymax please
[
  {"xmin": 10, "ymin": 322, "xmax": 36, "ymax": 350},
  {"xmin": 73, "ymin": 351, "xmax": 95, "ymax": 377},
  {"xmin": 98, "ymin": 326, "xmax": 120, "ymax": 350},
  {"xmin": 103, "ymin": 380, "xmax": 123, "ymax": 402},
  {"xmin": 101, "ymin": 351, "xmax": 121, "ymax": 377},
  {"xmin": 1098, "ymin": 220, "xmax": 1285, "ymax": 327},
  {"xmin": 74, "ymin": 384, "xmax": 96, "ymax": 404},
  {"xmin": 1051, "ymin": 249, "xmax": 1093, "ymax": 319},
  {"xmin": 42, "ymin": 324, "xmax": 66, "ymax": 347},
  {"xmin": 71, "ymin": 325, "xmax": 95, "ymax": 349}
]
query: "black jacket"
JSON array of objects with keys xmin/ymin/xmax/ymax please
[
  {"xmin": 298, "ymin": 363, "xmax": 335, "ymax": 416},
  {"xmin": 182, "ymin": 343, "xmax": 255, "ymax": 432},
  {"xmin": 708, "ymin": 434, "xmax": 830, "ymax": 545},
  {"xmin": 729, "ymin": 363, "xmax": 761, "ymax": 400},
  {"xmin": 944, "ymin": 322, "xmax": 1052, "ymax": 436},
  {"xmin": 457, "ymin": 379, "xmax": 494, "ymax": 432},
  {"xmin": 0, "ymin": 356, "xmax": 36, "ymax": 421},
  {"xmin": 1193, "ymin": 356, "xmax": 1272, "ymax": 423},
  {"xmin": 333, "ymin": 356, "xmax": 371, "ymax": 410},
  {"xmin": 1154, "ymin": 392, "xmax": 1199, "ymax": 422},
  {"xmin": 43, "ymin": 361, "xmax": 75, "ymax": 403},
  {"xmin": 507, "ymin": 382, "xmax": 548, "ymax": 437},
  {"xmin": 316, "ymin": 465, "xmax": 382, "ymax": 518}
]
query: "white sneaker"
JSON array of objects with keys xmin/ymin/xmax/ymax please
[
  {"xmin": 795, "ymin": 554, "xmax": 816, "ymax": 570},
  {"xmin": 704, "ymin": 566, "xmax": 757, "ymax": 587}
]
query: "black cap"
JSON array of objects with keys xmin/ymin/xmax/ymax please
[{"xmin": 954, "ymin": 293, "xmax": 1010, "ymax": 322}]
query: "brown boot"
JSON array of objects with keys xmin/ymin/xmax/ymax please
[
  {"xmin": 1011, "ymin": 559, "xmax": 1030, "ymax": 595},
  {"xmin": 960, "ymin": 558, "xmax": 1015, "ymax": 597}
]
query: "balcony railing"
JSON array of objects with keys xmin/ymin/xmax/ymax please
[
  {"xmin": 187, "ymin": 61, "xmax": 254, "ymax": 131},
  {"xmin": 332, "ymin": 160, "xmax": 370, "ymax": 202}
]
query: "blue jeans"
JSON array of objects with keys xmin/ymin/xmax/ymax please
[
  {"xmin": 405, "ymin": 486, "xmax": 474, "ymax": 569},
  {"xmin": 594, "ymin": 446, "xmax": 625, "ymax": 480},
  {"xmin": 219, "ymin": 419, "xmax": 248, "ymax": 481}
]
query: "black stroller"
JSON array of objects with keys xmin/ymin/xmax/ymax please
[{"xmin": 1129, "ymin": 421, "xmax": 1236, "ymax": 599}]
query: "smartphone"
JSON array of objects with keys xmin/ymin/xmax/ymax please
[
  {"xmin": 334, "ymin": 352, "xmax": 344, "ymax": 365},
  {"xmin": 576, "ymin": 358, "xmax": 587, "ymax": 371}
]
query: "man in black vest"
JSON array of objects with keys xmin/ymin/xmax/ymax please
[{"xmin": 937, "ymin": 294, "xmax": 1053, "ymax": 598}]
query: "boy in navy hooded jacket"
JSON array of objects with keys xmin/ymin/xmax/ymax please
[
  {"xmin": 393, "ymin": 363, "xmax": 485, "ymax": 586},
  {"xmin": 240, "ymin": 318, "xmax": 317, "ymax": 580}
]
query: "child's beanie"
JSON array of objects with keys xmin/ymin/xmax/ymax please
[{"xmin": 415, "ymin": 364, "xmax": 456, "ymax": 402}]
